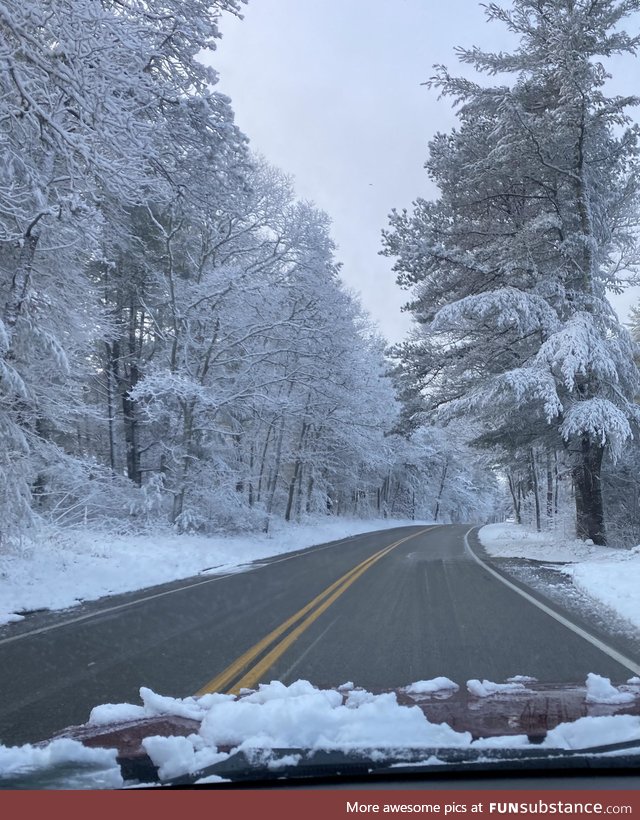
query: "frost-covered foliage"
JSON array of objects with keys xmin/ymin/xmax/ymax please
[
  {"xmin": 0, "ymin": 0, "xmax": 248, "ymax": 542},
  {"xmin": 86, "ymin": 161, "xmax": 498, "ymax": 533},
  {"xmin": 378, "ymin": 426, "xmax": 501, "ymax": 524},
  {"xmin": 384, "ymin": 0, "xmax": 640, "ymax": 545},
  {"xmin": 0, "ymin": 1, "xmax": 503, "ymax": 543},
  {"xmin": 602, "ymin": 305, "xmax": 640, "ymax": 547}
]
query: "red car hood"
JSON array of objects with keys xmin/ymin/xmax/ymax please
[{"xmin": 57, "ymin": 681, "xmax": 640, "ymax": 766}]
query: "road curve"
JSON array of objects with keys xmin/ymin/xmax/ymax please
[{"xmin": 0, "ymin": 524, "xmax": 636, "ymax": 745}]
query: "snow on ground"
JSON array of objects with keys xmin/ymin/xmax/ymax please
[
  {"xmin": 478, "ymin": 522, "xmax": 613, "ymax": 562},
  {"xmin": 0, "ymin": 517, "xmax": 430, "ymax": 627},
  {"xmin": 478, "ymin": 523, "xmax": 640, "ymax": 632},
  {"xmin": 2, "ymin": 676, "xmax": 638, "ymax": 786},
  {"xmin": 570, "ymin": 555, "xmax": 640, "ymax": 634}
]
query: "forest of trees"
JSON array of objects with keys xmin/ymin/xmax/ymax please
[
  {"xmin": 384, "ymin": 0, "xmax": 640, "ymax": 546},
  {"xmin": 0, "ymin": 0, "xmax": 499, "ymax": 544},
  {"xmin": 2, "ymin": 0, "xmax": 640, "ymax": 548}
]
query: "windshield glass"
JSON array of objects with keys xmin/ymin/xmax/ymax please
[{"xmin": 1, "ymin": 0, "xmax": 640, "ymax": 794}]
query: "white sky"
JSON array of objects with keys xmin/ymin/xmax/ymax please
[{"xmin": 208, "ymin": 0, "xmax": 640, "ymax": 342}]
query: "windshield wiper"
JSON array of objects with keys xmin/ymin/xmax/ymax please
[{"xmin": 147, "ymin": 741, "xmax": 640, "ymax": 788}]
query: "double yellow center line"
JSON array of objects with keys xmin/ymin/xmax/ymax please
[{"xmin": 196, "ymin": 527, "xmax": 435, "ymax": 696}]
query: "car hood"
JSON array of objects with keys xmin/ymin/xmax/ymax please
[{"xmin": 49, "ymin": 679, "xmax": 640, "ymax": 784}]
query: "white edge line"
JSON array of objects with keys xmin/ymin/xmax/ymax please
[
  {"xmin": 0, "ymin": 572, "xmax": 243, "ymax": 647},
  {"xmin": 0, "ymin": 537, "xmax": 366, "ymax": 646},
  {"xmin": 0, "ymin": 525, "xmax": 431, "ymax": 647},
  {"xmin": 463, "ymin": 526, "xmax": 640, "ymax": 677}
]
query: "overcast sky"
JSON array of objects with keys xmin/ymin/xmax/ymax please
[{"xmin": 207, "ymin": 0, "xmax": 640, "ymax": 342}]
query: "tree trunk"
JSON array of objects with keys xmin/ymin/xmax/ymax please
[
  {"xmin": 248, "ymin": 442, "xmax": 255, "ymax": 507},
  {"xmin": 4, "ymin": 226, "xmax": 40, "ymax": 330},
  {"xmin": 256, "ymin": 421, "xmax": 274, "ymax": 503},
  {"xmin": 122, "ymin": 366, "xmax": 141, "ymax": 486},
  {"xmin": 109, "ymin": 336, "xmax": 141, "ymax": 486},
  {"xmin": 285, "ymin": 457, "xmax": 302, "ymax": 522},
  {"xmin": 433, "ymin": 458, "xmax": 448, "ymax": 522},
  {"xmin": 574, "ymin": 437, "xmax": 606, "ymax": 545},
  {"xmin": 264, "ymin": 416, "xmax": 286, "ymax": 532},
  {"xmin": 285, "ymin": 407, "xmax": 310, "ymax": 522},
  {"xmin": 171, "ymin": 400, "xmax": 196, "ymax": 525},
  {"xmin": 105, "ymin": 343, "xmax": 116, "ymax": 473},
  {"xmin": 295, "ymin": 458, "xmax": 305, "ymax": 519},
  {"xmin": 507, "ymin": 473, "xmax": 522, "ymax": 524},
  {"xmin": 306, "ymin": 473, "xmax": 315, "ymax": 513},
  {"xmin": 545, "ymin": 450, "xmax": 554, "ymax": 526},
  {"xmin": 529, "ymin": 449, "xmax": 541, "ymax": 532}
]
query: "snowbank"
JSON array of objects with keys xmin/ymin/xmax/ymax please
[
  {"xmin": 477, "ymin": 522, "xmax": 612, "ymax": 562},
  {"xmin": 478, "ymin": 523, "xmax": 640, "ymax": 631},
  {"xmin": 570, "ymin": 553, "xmax": 640, "ymax": 633},
  {"xmin": 0, "ymin": 518, "xmax": 430, "ymax": 626}
]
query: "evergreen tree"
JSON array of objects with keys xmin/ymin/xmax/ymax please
[{"xmin": 383, "ymin": 0, "xmax": 640, "ymax": 544}]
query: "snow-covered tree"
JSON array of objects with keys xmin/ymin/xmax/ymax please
[
  {"xmin": 0, "ymin": 0, "xmax": 245, "ymax": 539},
  {"xmin": 1, "ymin": 0, "xmax": 503, "ymax": 541},
  {"xmin": 384, "ymin": 0, "xmax": 640, "ymax": 545}
]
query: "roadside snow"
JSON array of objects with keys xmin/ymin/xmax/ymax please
[
  {"xmin": 478, "ymin": 523, "xmax": 640, "ymax": 631},
  {"xmin": 478, "ymin": 523, "xmax": 612, "ymax": 562},
  {"xmin": 0, "ymin": 517, "xmax": 430, "ymax": 626},
  {"xmin": 570, "ymin": 554, "xmax": 640, "ymax": 633}
]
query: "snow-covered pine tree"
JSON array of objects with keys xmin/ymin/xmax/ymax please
[{"xmin": 383, "ymin": 0, "xmax": 640, "ymax": 545}]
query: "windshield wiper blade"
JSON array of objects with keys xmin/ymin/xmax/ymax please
[
  {"xmin": 574, "ymin": 738, "xmax": 640, "ymax": 755},
  {"xmin": 148, "ymin": 742, "xmax": 640, "ymax": 788}
]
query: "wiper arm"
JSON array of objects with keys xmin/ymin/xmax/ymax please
[
  {"xmin": 142, "ymin": 741, "xmax": 640, "ymax": 788},
  {"xmin": 574, "ymin": 737, "xmax": 640, "ymax": 755}
]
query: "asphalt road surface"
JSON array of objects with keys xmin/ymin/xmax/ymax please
[{"xmin": 1, "ymin": 524, "xmax": 638, "ymax": 745}]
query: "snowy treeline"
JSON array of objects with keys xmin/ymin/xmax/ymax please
[
  {"xmin": 384, "ymin": 0, "xmax": 640, "ymax": 546},
  {"xmin": 0, "ymin": 0, "xmax": 500, "ymax": 542}
]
